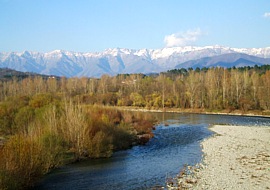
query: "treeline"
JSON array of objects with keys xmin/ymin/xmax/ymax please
[
  {"xmin": 169, "ymin": 64, "xmax": 270, "ymax": 75},
  {"xmin": 1, "ymin": 65, "xmax": 270, "ymax": 112}
]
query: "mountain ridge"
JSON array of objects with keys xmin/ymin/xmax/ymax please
[
  {"xmin": 176, "ymin": 53, "xmax": 270, "ymax": 69},
  {"xmin": 1, "ymin": 46, "xmax": 270, "ymax": 77}
]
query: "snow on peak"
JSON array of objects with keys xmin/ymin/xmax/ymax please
[
  {"xmin": 103, "ymin": 48, "xmax": 134, "ymax": 56},
  {"xmin": 150, "ymin": 46, "xmax": 227, "ymax": 59},
  {"xmin": 231, "ymin": 47, "xmax": 270, "ymax": 58},
  {"xmin": 1, "ymin": 46, "xmax": 270, "ymax": 78}
]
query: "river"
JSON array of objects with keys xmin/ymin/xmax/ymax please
[{"xmin": 33, "ymin": 113, "xmax": 270, "ymax": 190}]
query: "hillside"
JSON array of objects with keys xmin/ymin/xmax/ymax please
[{"xmin": 0, "ymin": 68, "xmax": 57, "ymax": 81}]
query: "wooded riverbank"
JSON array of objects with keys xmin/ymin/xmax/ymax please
[
  {"xmin": 1, "ymin": 65, "xmax": 270, "ymax": 113},
  {"xmin": 0, "ymin": 97, "xmax": 155, "ymax": 189}
]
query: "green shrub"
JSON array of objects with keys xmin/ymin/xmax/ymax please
[
  {"xmin": 86, "ymin": 130, "xmax": 113, "ymax": 158},
  {"xmin": 29, "ymin": 93, "xmax": 53, "ymax": 108},
  {"xmin": 14, "ymin": 106, "xmax": 35, "ymax": 134},
  {"xmin": 40, "ymin": 131, "xmax": 65, "ymax": 172}
]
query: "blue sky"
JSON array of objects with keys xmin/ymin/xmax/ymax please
[{"xmin": 0, "ymin": 0, "xmax": 270, "ymax": 52}]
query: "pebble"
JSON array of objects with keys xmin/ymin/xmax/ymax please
[{"xmin": 166, "ymin": 125, "xmax": 270, "ymax": 190}]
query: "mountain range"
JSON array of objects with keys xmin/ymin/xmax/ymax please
[
  {"xmin": 1, "ymin": 46, "xmax": 270, "ymax": 77},
  {"xmin": 176, "ymin": 53, "xmax": 270, "ymax": 69}
]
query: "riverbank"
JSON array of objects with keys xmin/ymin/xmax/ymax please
[
  {"xmin": 168, "ymin": 125, "xmax": 270, "ymax": 189},
  {"xmin": 0, "ymin": 105, "xmax": 156, "ymax": 190},
  {"xmin": 119, "ymin": 106, "xmax": 270, "ymax": 118}
]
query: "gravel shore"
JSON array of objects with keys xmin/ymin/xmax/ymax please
[{"xmin": 167, "ymin": 125, "xmax": 270, "ymax": 189}]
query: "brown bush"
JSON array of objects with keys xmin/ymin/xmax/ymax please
[{"xmin": 0, "ymin": 135, "xmax": 44, "ymax": 189}]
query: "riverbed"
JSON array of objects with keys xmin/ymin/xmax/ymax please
[
  {"xmin": 33, "ymin": 113, "xmax": 270, "ymax": 190},
  {"xmin": 194, "ymin": 125, "xmax": 270, "ymax": 189}
]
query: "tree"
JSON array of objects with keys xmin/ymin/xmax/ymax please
[
  {"xmin": 130, "ymin": 92, "xmax": 145, "ymax": 107},
  {"xmin": 230, "ymin": 69, "xmax": 244, "ymax": 108},
  {"xmin": 185, "ymin": 71, "xmax": 200, "ymax": 108},
  {"xmin": 251, "ymin": 71, "xmax": 260, "ymax": 109}
]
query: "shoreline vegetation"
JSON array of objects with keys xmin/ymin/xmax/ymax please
[
  {"xmin": 166, "ymin": 125, "xmax": 270, "ymax": 189},
  {"xmin": 0, "ymin": 65, "xmax": 270, "ymax": 189},
  {"xmin": 0, "ymin": 99, "xmax": 156, "ymax": 190}
]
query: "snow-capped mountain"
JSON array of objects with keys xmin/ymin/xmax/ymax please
[
  {"xmin": 0, "ymin": 46, "xmax": 270, "ymax": 77},
  {"xmin": 176, "ymin": 53, "xmax": 270, "ymax": 69}
]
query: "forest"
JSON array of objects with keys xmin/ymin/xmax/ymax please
[
  {"xmin": 1, "ymin": 65, "xmax": 269, "ymax": 112},
  {"xmin": 0, "ymin": 65, "xmax": 270, "ymax": 189}
]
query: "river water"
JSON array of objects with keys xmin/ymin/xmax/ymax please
[{"xmin": 34, "ymin": 113, "xmax": 270, "ymax": 190}]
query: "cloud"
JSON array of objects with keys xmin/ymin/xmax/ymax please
[
  {"xmin": 164, "ymin": 28, "xmax": 202, "ymax": 47},
  {"xmin": 263, "ymin": 12, "xmax": 270, "ymax": 18}
]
